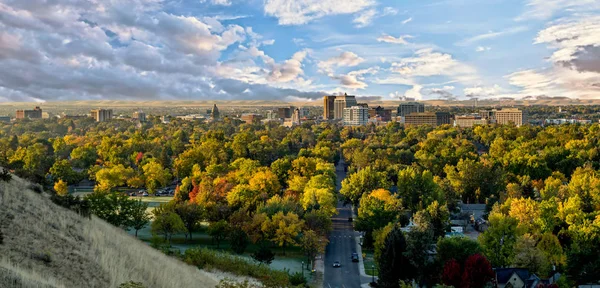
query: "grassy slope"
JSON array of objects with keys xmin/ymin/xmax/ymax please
[{"xmin": 0, "ymin": 174, "xmax": 220, "ymax": 288}]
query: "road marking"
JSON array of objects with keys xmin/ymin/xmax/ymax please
[{"xmin": 327, "ymin": 283, "xmax": 332, "ymax": 288}]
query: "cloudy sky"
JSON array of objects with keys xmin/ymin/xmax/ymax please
[{"xmin": 0, "ymin": 0, "xmax": 599, "ymax": 102}]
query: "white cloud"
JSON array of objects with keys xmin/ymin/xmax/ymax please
[
  {"xmin": 382, "ymin": 7, "xmax": 398, "ymax": 16},
  {"xmin": 377, "ymin": 34, "xmax": 413, "ymax": 45},
  {"xmin": 262, "ymin": 39, "xmax": 275, "ymax": 46},
  {"xmin": 457, "ymin": 26, "xmax": 528, "ymax": 46},
  {"xmin": 317, "ymin": 51, "xmax": 365, "ymax": 75},
  {"xmin": 476, "ymin": 46, "xmax": 491, "ymax": 52},
  {"xmin": 333, "ymin": 67, "xmax": 378, "ymax": 89},
  {"xmin": 464, "ymin": 85, "xmax": 502, "ymax": 97},
  {"xmin": 517, "ymin": 0, "xmax": 600, "ymax": 21},
  {"xmin": 264, "ymin": 0, "xmax": 375, "ymax": 25},
  {"xmin": 353, "ymin": 9, "xmax": 377, "ymax": 28},
  {"xmin": 201, "ymin": 0, "xmax": 232, "ymax": 6},
  {"xmin": 390, "ymin": 48, "xmax": 476, "ymax": 78},
  {"xmin": 405, "ymin": 85, "xmax": 423, "ymax": 100},
  {"xmin": 402, "ymin": 17, "xmax": 413, "ymax": 25}
]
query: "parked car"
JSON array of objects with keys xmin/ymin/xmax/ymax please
[
  {"xmin": 142, "ymin": 192, "xmax": 149, "ymax": 197},
  {"xmin": 128, "ymin": 192, "xmax": 136, "ymax": 197},
  {"xmin": 348, "ymin": 217, "xmax": 353, "ymax": 222},
  {"xmin": 332, "ymin": 261, "xmax": 341, "ymax": 267},
  {"xmin": 351, "ymin": 253, "xmax": 359, "ymax": 262}
]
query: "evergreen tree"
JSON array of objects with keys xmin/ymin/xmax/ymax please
[{"xmin": 377, "ymin": 226, "xmax": 410, "ymax": 288}]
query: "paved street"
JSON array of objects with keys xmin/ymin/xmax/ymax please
[{"xmin": 323, "ymin": 159, "xmax": 363, "ymax": 288}]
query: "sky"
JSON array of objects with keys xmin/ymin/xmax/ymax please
[{"xmin": 0, "ymin": 0, "xmax": 599, "ymax": 102}]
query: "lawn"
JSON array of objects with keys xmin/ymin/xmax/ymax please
[{"xmin": 362, "ymin": 250, "xmax": 378, "ymax": 276}]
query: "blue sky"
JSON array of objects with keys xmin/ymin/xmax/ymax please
[{"xmin": 0, "ymin": 0, "xmax": 599, "ymax": 102}]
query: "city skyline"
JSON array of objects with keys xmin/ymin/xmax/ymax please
[{"xmin": 0, "ymin": 0, "xmax": 599, "ymax": 103}]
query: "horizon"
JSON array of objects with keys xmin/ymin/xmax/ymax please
[{"xmin": 0, "ymin": 1, "xmax": 599, "ymax": 102}]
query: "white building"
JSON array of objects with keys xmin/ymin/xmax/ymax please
[
  {"xmin": 343, "ymin": 106, "xmax": 369, "ymax": 126},
  {"xmin": 90, "ymin": 109, "xmax": 113, "ymax": 122}
]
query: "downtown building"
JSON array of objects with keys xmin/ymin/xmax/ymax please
[
  {"xmin": 323, "ymin": 95, "xmax": 336, "ymax": 120},
  {"xmin": 90, "ymin": 109, "xmax": 113, "ymax": 122},
  {"xmin": 404, "ymin": 112, "xmax": 451, "ymax": 127},
  {"xmin": 16, "ymin": 106, "xmax": 42, "ymax": 119},
  {"xmin": 479, "ymin": 108, "xmax": 526, "ymax": 126},
  {"xmin": 454, "ymin": 115, "xmax": 488, "ymax": 128},
  {"xmin": 397, "ymin": 102, "xmax": 425, "ymax": 117},
  {"xmin": 343, "ymin": 106, "xmax": 369, "ymax": 126},
  {"xmin": 334, "ymin": 94, "xmax": 358, "ymax": 119}
]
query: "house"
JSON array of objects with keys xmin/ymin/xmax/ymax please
[{"xmin": 495, "ymin": 268, "xmax": 561, "ymax": 288}]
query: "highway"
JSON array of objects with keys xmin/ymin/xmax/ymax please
[{"xmin": 323, "ymin": 158, "xmax": 363, "ymax": 288}]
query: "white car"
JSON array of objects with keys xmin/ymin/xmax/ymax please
[{"xmin": 332, "ymin": 261, "xmax": 341, "ymax": 267}]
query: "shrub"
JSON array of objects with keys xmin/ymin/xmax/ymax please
[
  {"xmin": 0, "ymin": 228, "xmax": 4, "ymax": 244},
  {"xmin": 118, "ymin": 281, "xmax": 146, "ymax": 288},
  {"xmin": 184, "ymin": 248, "xmax": 289, "ymax": 287},
  {"xmin": 32, "ymin": 251, "xmax": 52, "ymax": 265},
  {"xmin": 289, "ymin": 271, "xmax": 306, "ymax": 286},
  {"xmin": 50, "ymin": 194, "xmax": 91, "ymax": 218},
  {"xmin": 0, "ymin": 168, "xmax": 11, "ymax": 182},
  {"xmin": 252, "ymin": 245, "xmax": 275, "ymax": 265},
  {"xmin": 216, "ymin": 279, "xmax": 253, "ymax": 288},
  {"xmin": 28, "ymin": 184, "xmax": 43, "ymax": 194}
]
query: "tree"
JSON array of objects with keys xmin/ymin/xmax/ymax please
[
  {"xmin": 461, "ymin": 254, "xmax": 494, "ymax": 288},
  {"xmin": 373, "ymin": 223, "xmax": 394, "ymax": 264},
  {"xmin": 397, "ymin": 167, "xmax": 441, "ymax": 211},
  {"xmin": 151, "ymin": 211, "xmax": 186, "ymax": 246},
  {"xmin": 54, "ymin": 179, "xmax": 68, "ymax": 196},
  {"xmin": 49, "ymin": 159, "xmax": 82, "ymax": 184},
  {"xmin": 437, "ymin": 236, "xmax": 482, "ymax": 266},
  {"xmin": 377, "ymin": 226, "xmax": 410, "ymax": 288},
  {"xmin": 300, "ymin": 230, "xmax": 328, "ymax": 270},
  {"xmin": 508, "ymin": 197, "xmax": 541, "ymax": 233},
  {"xmin": 229, "ymin": 228, "xmax": 249, "ymax": 254},
  {"xmin": 304, "ymin": 210, "xmax": 332, "ymax": 236},
  {"xmin": 248, "ymin": 169, "xmax": 281, "ymax": 198},
  {"xmin": 355, "ymin": 189, "xmax": 402, "ymax": 245},
  {"xmin": 478, "ymin": 212, "xmax": 519, "ymax": 267},
  {"xmin": 252, "ymin": 245, "xmax": 275, "ymax": 265},
  {"xmin": 208, "ymin": 220, "xmax": 229, "ymax": 248},
  {"xmin": 340, "ymin": 166, "xmax": 390, "ymax": 205},
  {"xmin": 86, "ymin": 191, "xmax": 137, "ymax": 227},
  {"xmin": 266, "ymin": 211, "xmax": 304, "ymax": 255},
  {"xmin": 537, "ymin": 232, "xmax": 566, "ymax": 268},
  {"xmin": 426, "ymin": 200, "xmax": 450, "ymax": 239},
  {"xmin": 404, "ymin": 221, "xmax": 435, "ymax": 285},
  {"xmin": 130, "ymin": 200, "xmax": 150, "ymax": 237},
  {"xmin": 175, "ymin": 202, "xmax": 203, "ymax": 241},
  {"xmin": 142, "ymin": 160, "xmax": 171, "ymax": 194},
  {"xmin": 301, "ymin": 174, "xmax": 337, "ymax": 216},
  {"xmin": 441, "ymin": 259, "xmax": 462, "ymax": 288},
  {"xmin": 512, "ymin": 234, "xmax": 551, "ymax": 277},
  {"xmin": 95, "ymin": 165, "xmax": 134, "ymax": 192}
]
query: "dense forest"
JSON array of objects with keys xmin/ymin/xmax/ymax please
[{"xmin": 1, "ymin": 116, "xmax": 599, "ymax": 287}]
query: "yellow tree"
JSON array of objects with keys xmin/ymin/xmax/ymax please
[
  {"xmin": 508, "ymin": 197, "xmax": 541, "ymax": 233},
  {"xmin": 54, "ymin": 179, "xmax": 68, "ymax": 196},
  {"xmin": 301, "ymin": 174, "xmax": 337, "ymax": 216},
  {"xmin": 249, "ymin": 169, "xmax": 281, "ymax": 198},
  {"xmin": 142, "ymin": 160, "xmax": 172, "ymax": 194},
  {"xmin": 266, "ymin": 211, "xmax": 304, "ymax": 255},
  {"xmin": 95, "ymin": 164, "xmax": 134, "ymax": 192}
]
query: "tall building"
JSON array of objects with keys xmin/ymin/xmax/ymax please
[
  {"xmin": 211, "ymin": 104, "xmax": 220, "ymax": 119},
  {"xmin": 405, "ymin": 112, "xmax": 451, "ymax": 127},
  {"xmin": 343, "ymin": 106, "xmax": 369, "ymax": 126},
  {"xmin": 90, "ymin": 109, "xmax": 113, "ymax": 122},
  {"xmin": 479, "ymin": 110, "xmax": 496, "ymax": 122},
  {"xmin": 397, "ymin": 102, "xmax": 425, "ymax": 117},
  {"xmin": 278, "ymin": 107, "xmax": 292, "ymax": 119},
  {"xmin": 133, "ymin": 110, "xmax": 146, "ymax": 122},
  {"xmin": 323, "ymin": 95, "xmax": 336, "ymax": 119},
  {"xmin": 16, "ymin": 106, "xmax": 42, "ymax": 119},
  {"xmin": 334, "ymin": 94, "xmax": 357, "ymax": 119},
  {"xmin": 299, "ymin": 107, "xmax": 310, "ymax": 118},
  {"xmin": 495, "ymin": 108, "xmax": 525, "ymax": 126},
  {"xmin": 241, "ymin": 113, "xmax": 263, "ymax": 124}
]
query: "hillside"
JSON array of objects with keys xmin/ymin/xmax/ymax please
[{"xmin": 0, "ymin": 173, "xmax": 221, "ymax": 288}]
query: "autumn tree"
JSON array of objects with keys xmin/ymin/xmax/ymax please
[
  {"xmin": 340, "ymin": 166, "xmax": 390, "ymax": 206},
  {"xmin": 441, "ymin": 259, "xmax": 462, "ymax": 288},
  {"xmin": 300, "ymin": 229, "xmax": 328, "ymax": 270},
  {"xmin": 142, "ymin": 160, "xmax": 171, "ymax": 194},
  {"xmin": 301, "ymin": 174, "xmax": 337, "ymax": 216},
  {"xmin": 461, "ymin": 254, "xmax": 494, "ymax": 288},
  {"xmin": 95, "ymin": 165, "xmax": 134, "ymax": 192},
  {"xmin": 54, "ymin": 179, "xmax": 68, "ymax": 196},
  {"xmin": 130, "ymin": 200, "xmax": 150, "ymax": 237},
  {"xmin": 265, "ymin": 211, "xmax": 304, "ymax": 255},
  {"xmin": 151, "ymin": 211, "xmax": 186, "ymax": 246}
]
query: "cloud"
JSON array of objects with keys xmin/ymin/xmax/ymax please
[
  {"xmin": 476, "ymin": 46, "xmax": 491, "ymax": 52},
  {"xmin": 382, "ymin": 7, "xmax": 399, "ymax": 16},
  {"xmin": 517, "ymin": 0, "xmax": 600, "ymax": 21},
  {"xmin": 377, "ymin": 34, "xmax": 413, "ymax": 45},
  {"xmin": 457, "ymin": 26, "xmax": 528, "ymax": 46},
  {"xmin": 402, "ymin": 17, "xmax": 412, "ymax": 25},
  {"xmin": 200, "ymin": 0, "xmax": 232, "ymax": 6},
  {"xmin": 317, "ymin": 51, "xmax": 365, "ymax": 75},
  {"xmin": 353, "ymin": 9, "xmax": 377, "ymax": 28},
  {"xmin": 463, "ymin": 85, "xmax": 502, "ymax": 98},
  {"xmin": 390, "ymin": 48, "xmax": 476, "ymax": 78},
  {"xmin": 405, "ymin": 85, "xmax": 423, "ymax": 100},
  {"xmin": 263, "ymin": 0, "xmax": 375, "ymax": 25},
  {"xmin": 331, "ymin": 67, "xmax": 379, "ymax": 89}
]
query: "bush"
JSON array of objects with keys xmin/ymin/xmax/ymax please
[
  {"xmin": 118, "ymin": 281, "xmax": 146, "ymax": 288},
  {"xmin": 184, "ymin": 248, "xmax": 290, "ymax": 287},
  {"xmin": 0, "ymin": 168, "xmax": 11, "ymax": 182},
  {"xmin": 28, "ymin": 184, "xmax": 43, "ymax": 194},
  {"xmin": 289, "ymin": 272, "xmax": 306, "ymax": 286},
  {"xmin": 50, "ymin": 194, "xmax": 91, "ymax": 218},
  {"xmin": 0, "ymin": 228, "xmax": 4, "ymax": 244},
  {"xmin": 252, "ymin": 245, "xmax": 275, "ymax": 265},
  {"xmin": 32, "ymin": 251, "xmax": 52, "ymax": 265}
]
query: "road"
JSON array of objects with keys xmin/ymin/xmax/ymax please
[{"xmin": 323, "ymin": 158, "xmax": 363, "ymax": 288}]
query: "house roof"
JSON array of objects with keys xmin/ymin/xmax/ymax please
[{"xmin": 496, "ymin": 268, "xmax": 531, "ymax": 284}]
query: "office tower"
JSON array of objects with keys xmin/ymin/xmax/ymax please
[
  {"xmin": 397, "ymin": 102, "xmax": 425, "ymax": 117},
  {"xmin": 323, "ymin": 95, "xmax": 336, "ymax": 119},
  {"xmin": 343, "ymin": 106, "xmax": 369, "ymax": 126},
  {"xmin": 211, "ymin": 104, "xmax": 220, "ymax": 119},
  {"xmin": 278, "ymin": 107, "xmax": 292, "ymax": 119},
  {"xmin": 404, "ymin": 112, "xmax": 451, "ymax": 127},
  {"xmin": 90, "ymin": 109, "xmax": 113, "ymax": 122},
  {"xmin": 334, "ymin": 94, "xmax": 357, "ymax": 119},
  {"xmin": 133, "ymin": 110, "xmax": 146, "ymax": 122},
  {"xmin": 16, "ymin": 106, "xmax": 42, "ymax": 119},
  {"xmin": 368, "ymin": 106, "xmax": 392, "ymax": 122},
  {"xmin": 495, "ymin": 108, "xmax": 525, "ymax": 126}
]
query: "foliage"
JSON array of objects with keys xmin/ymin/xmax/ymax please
[
  {"xmin": 54, "ymin": 179, "xmax": 68, "ymax": 196},
  {"xmin": 118, "ymin": 281, "xmax": 146, "ymax": 288},
  {"xmin": 252, "ymin": 245, "xmax": 275, "ymax": 266},
  {"xmin": 340, "ymin": 166, "xmax": 390, "ymax": 205},
  {"xmin": 129, "ymin": 200, "xmax": 150, "ymax": 237},
  {"xmin": 175, "ymin": 202, "xmax": 203, "ymax": 241},
  {"xmin": 229, "ymin": 228, "xmax": 249, "ymax": 254},
  {"xmin": 299, "ymin": 229, "xmax": 328, "ymax": 269},
  {"xmin": 208, "ymin": 219, "xmax": 230, "ymax": 248},
  {"xmin": 151, "ymin": 211, "xmax": 186, "ymax": 246},
  {"xmin": 512, "ymin": 234, "xmax": 551, "ymax": 277},
  {"xmin": 288, "ymin": 271, "xmax": 306, "ymax": 286},
  {"xmin": 377, "ymin": 226, "xmax": 410, "ymax": 288},
  {"xmin": 461, "ymin": 254, "xmax": 494, "ymax": 288},
  {"xmin": 436, "ymin": 236, "xmax": 482, "ymax": 266},
  {"xmin": 86, "ymin": 191, "xmax": 139, "ymax": 227},
  {"xmin": 397, "ymin": 167, "xmax": 441, "ymax": 211},
  {"xmin": 478, "ymin": 211, "xmax": 520, "ymax": 267},
  {"xmin": 0, "ymin": 168, "xmax": 11, "ymax": 182},
  {"xmin": 441, "ymin": 259, "xmax": 461, "ymax": 288}
]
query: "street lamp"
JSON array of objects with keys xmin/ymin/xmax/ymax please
[
  {"xmin": 371, "ymin": 264, "xmax": 375, "ymax": 284},
  {"xmin": 301, "ymin": 261, "xmax": 304, "ymax": 278}
]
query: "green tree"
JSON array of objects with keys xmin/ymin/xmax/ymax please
[
  {"xmin": 175, "ymin": 202, "xmax": 203, "ymax": 241},
  {"xmin": 208, "ymin": 220, "xmax": 229, "ymax": 248},
  {"xmin": 478, "ymin": 212, "xmax": 520, "ymax": 267},
  {"xmin": 142, "ymin": 160, "xmax": 171, "ymax": 194},
  {"xmin": 151, "ymin": 211, "xmax": 186, "ymax": 246},
  {"xmin": 512, "ymin": 234, "xmax": 551, "ymax": 277},
  {"xmin": 229, "ymin": 228, "xmax": 249, "ymax": 254},
  {"xmin": 252, "ymin": 245, "xmax": 275, "ymax": 265},
  {"xmin": 49, "ymin": 159, "xmax": 82, "ymax": 184},
  {"xmin": 301, "ymin": 174, "xmax": 337, "ymax": 216},
  {"xmin": 397, "ymin": 167, "xmax": 441, "ymax": 211},
  {"xmin": 355, "ymin": 189, "xmax": 402, "ymax": 245},
  {"xmin": 86, "ymin": 191, "xmax": 137, "ymax": 228},
  {"xmin": 95, "ymin": 165, "xmax": 134, "ymax": 192},
  {"xmin": 536, "ymin": 232, "xmax": 566, "ymax": 268},
  {"xmin": 437, "ymin": 236, "xmax": 482, "ymax": 266},
  {"xmin": 130, "ymin": 200, "xmax": 150, "ymax": 237},
  {"xmin": 300, "ymin": 229, "xmax": 328, "ymax": 270},
  {"xmin": 340, "ymin": 166, "xmax": 390, "ymax": 206},
  {"xmin": 377, "ymin": 226, "xmax": 410, "ymax": 288}
]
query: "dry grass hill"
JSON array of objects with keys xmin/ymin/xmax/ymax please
[{"xmin": 0, "ymin": 173, "xmax": 222, "ymax": 288}]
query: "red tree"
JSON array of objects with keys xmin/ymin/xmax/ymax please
[
  {"xmin": 135, "ymin": 152, "xmax": 144, "ymax": 164},
  {"xmin": 461, "ymin": 254, "xmax": 494, "ymax": 288},
  {"xmin": 442, "ymin": 259, "xmax": 462, "ymax": 288},
  {"xmin": 188, "ymin": 180, "xmax": 199, "ymax": 203}
]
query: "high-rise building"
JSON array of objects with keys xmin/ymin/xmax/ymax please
[
  {"xmin": 405, "ymin": 112, "xmax": 451, "ymax": 127},
  {"xmin": 454, "ymin": 115, "xmax": 488, "ymax": 127},
  {"xmin": 90, "ymin": 109, "xmax": 113, "ymax": 122},
  {"xmin": 16, "ymin": 106, "xmax": 42, "ymax": 119},
  {"xmin": 278, "ymin": 107, "xmax": 292, "ymax": 119},
  {"xmin": 397, "ymin": 102, "xmax": 425, "ymax": 117},
  {"xmin": 343, "ymin": 106, "xmax": 369, "ymax": 126},
  {"xmin": 369, "ymin": 106, "xmax": 393, "ymax": 122},
  {"xmin": 479, "ymin": 110, "xmax": 496, "ymax": 122},
  {"xmin": 133, "ymin": 110, "xmax": 146, "ymax": 122},
  {"xmin": 299, "ymin": 107, "xmax": 310, "ymax": 118},
  {"xmin": 495, "ymin": 108, "xmax": 525, "ymax": 126},
  {"xmin": 323, "ymin": 95, "xmax": 336, "ymax": 119},
  {"xmin": 334, "ymin": 94, "xmax": 357, "ymax": 119},
  {"xmin": 241, "ymin": 113, "xmax": 263, "ymax": 124},
  {"xmin": 211, "ymin": 104, "xmax": 220, "ymax": 119}
]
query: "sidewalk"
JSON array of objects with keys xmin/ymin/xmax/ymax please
[
  {"xmin": 310, "ymin": 255, "xmax": 324, "ymax": 288},
  {"xmin": 352, "ymin": 206, "xmax": 377, "ymax": 286}
]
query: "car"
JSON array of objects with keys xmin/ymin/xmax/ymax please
[
  {"xmin": 351, "ymin": 253, "xmax": 359, "ymax": 262},
  {"xmin": 348, "ymin": 217, "xmax": 353, "ymax": 222},
  {"xmin": 142, "ymin": 192, "xmax": 149, "ymax": 197},
  {"xmin": 332, "ymin": 261, "xmax": 341, "ymax": 267},
  {"xmin": 128, "ymin": 192, "xmax": 136, "ymax": 196}
]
